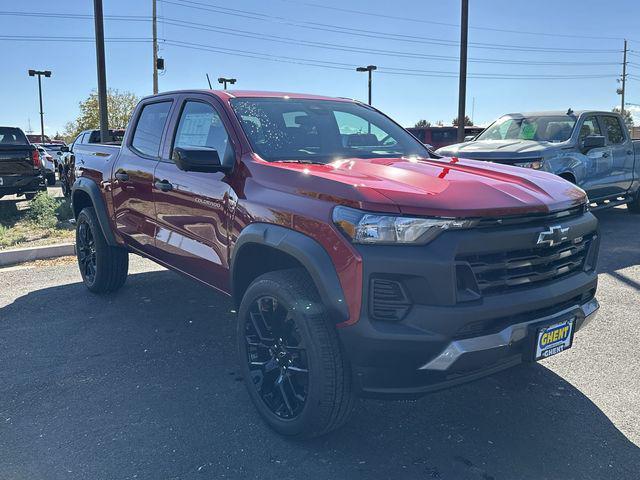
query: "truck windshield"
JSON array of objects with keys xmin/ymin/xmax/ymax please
[
  {"xmin": 230, "ymin": 98, "xmax": 428, "ymax": 162},
  {"xmin": 0, "ymin": 127, "xmax": 28, "ymax": 146},
  {"xmin": 477, "ymin": 115, "xmax": 576, "ymax": 143}
]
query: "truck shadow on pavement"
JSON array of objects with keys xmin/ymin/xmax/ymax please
[
  {"xmin": 593, "ymin": 208, "xmax": 640, "ymax": 291},
  {"xmin": 1, "ymin": 260, "xmax": 639, "ymax": 479}
]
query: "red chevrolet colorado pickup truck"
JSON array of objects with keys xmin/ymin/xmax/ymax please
[{"xmin": 71, "ymin": 90, "xmax": 600, "ymax": 437}]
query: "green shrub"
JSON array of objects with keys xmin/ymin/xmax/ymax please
[
  {"xmin": 55, "ymin": 198, "xmax": 74, "ymax": 222},
  {"xmin": 27, "ymin": 192, "xmax": 58, "ymax": 229}
]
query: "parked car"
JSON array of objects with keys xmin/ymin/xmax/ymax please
[
  {"xmin": 70, "ymin": 91, "xmax": 600, "ymax": 437},
  {"xmin": 407, "ymin": 126, "xmax": 484, "ymax": 150},
  {"xmin": 58, "ymin": 129, "xmax": 125, "ymax": 196},
  {"xmin": 35, "ymin": 145, "xmax": 56, "ymax": 186},
  {"xmin": 0, "ymin": 126, "xmax": 46, "ymax": 200},
  {"xmin": 436, "ymin": 110, "xmax": 640, "ymax": 212}
]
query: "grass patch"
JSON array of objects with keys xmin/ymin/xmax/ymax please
[{"xmin": 0, "ymin": 193, "xmax": 75, "ymax": 250}]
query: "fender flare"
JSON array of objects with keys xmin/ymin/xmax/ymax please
[
  {"xmin": 231, "ymin": 223, "xmax": 349, "ymax": 323},
  {"xmin": 71, "ymin": 177, "xmax": 118, "ymax": 247}
]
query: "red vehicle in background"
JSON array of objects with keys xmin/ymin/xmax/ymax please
[{"xmin": 407, "ymin": 126, "xmax": 484, "ymax": 150}]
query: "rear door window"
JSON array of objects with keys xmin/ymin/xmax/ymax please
[
  {"xmin": 600, "ymin": 116, "xmax": 625, "ymax": 144},
  {"xmin": 131, "ymin": 101, "xmax": 172, "ymax": 157}
]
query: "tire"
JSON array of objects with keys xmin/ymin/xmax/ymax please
[
  {"xmin": 46, "ymin": 173, "xmax": 56, "ymax": 186},
  {"xmin": 76, "ymin": 207, "xmax": 129, "ymax": 293},
  {"xmin": 24, "ymin": 193, "xmax": 36, "ymax": 201},
  {"xmin": 60, "ymin": 172, "xmax": 71, "ymax": 198},
  {"xmin": 237, "ymin": 268, "xmax": 355, "ymax": 438},
  {"xmin": 627, "ymin": 191, "xmax": 640, "ymax": 213}
]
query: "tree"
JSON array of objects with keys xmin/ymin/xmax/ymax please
[
  {"xmin": 452, "ymin": 115, "xmax": 473, "ymax": 127},
  {"xmin": 414, "ymin": 119, "xmax": 432, "ymax": 128},
  {"xmin": 612, "ymin": 107, "xmax": 634, "ymax": 128},
  {"xmin": 63, "ymin": 89, "xmax": 138, "ymax": 141}
]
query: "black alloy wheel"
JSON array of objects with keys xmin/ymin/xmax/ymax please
[
  {"xmin": 77, "ymin": 219, "xmax": 97, "ymax": 284},
  {"xmin": 244, "ymin": 295, "xmax": 309, "ymax": 419}
]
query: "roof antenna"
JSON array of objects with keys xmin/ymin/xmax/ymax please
[
  {"xmin": 206, "ymin": 73, "xmax": 212, "ymax": 89},
  {"xmin": 567, "ymin": 108, "xmax": 574, "ymax": 115}
]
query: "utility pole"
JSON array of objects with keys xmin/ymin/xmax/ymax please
[
  {"xmin": 356, "ymin": 65, "xmax": 377, "ymax": 105},
  {"xmin": 152, "ymin": 0, "xmax": 158, "ymax": 94},
  {"xmin": 93, "ymin": 0, "xmax": 109, "ymax": 143},
  {"xmin": 621, "ymin": 39, "xmax": 627, "ymax": 116},
  {"xmin": 218, "ymin": 77, "xmax": 237, "ymax": 90},
  {"xmin": 28, "ymin": 69, "xmax": 51, "ymax": 144},
  {"xmin": 457, "ymin": 0, "xmax": 469, "ymax": 142}
]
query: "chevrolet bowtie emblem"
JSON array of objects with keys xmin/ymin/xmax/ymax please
[{"xmin": 537, "ymin": 225, "xmax": 570, "ymax": 247}]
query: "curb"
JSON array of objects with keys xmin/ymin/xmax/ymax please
[{"xmin": 0, "ymin": 243, "xmax": 75, "ymax": 267}]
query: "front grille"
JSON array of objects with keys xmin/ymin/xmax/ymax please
[
  {"xmin": 476, "ymin": 205, "xmax": 586, "ymax": 228},
  {"xmin": 459, "ymin": 234, "xmax": 594, "ymax": 295},
  {"xmin": 369, "ymin": 278, "xmax": 411, "ymax": 321}
]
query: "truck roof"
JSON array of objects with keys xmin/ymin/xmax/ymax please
[
  {"xmin": 145, "ymin": 89, "xmax": 354, "ymax": 103},
  {"xmin": 501, "ymin": 110, "xmax": 615, "ymax": 118}
]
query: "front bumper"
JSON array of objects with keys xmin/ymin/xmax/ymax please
[{"xmin": 337, "ymin": 211, "xmax": 600, "ymax": 399}]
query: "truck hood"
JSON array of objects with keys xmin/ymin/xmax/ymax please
[
  {"xmin": 255, "ymin": 155, "xmax": 586, "ymax": 218},
  {"xmin": 437, "ymin": 139, "xmax": 561, "ymax": 160}
]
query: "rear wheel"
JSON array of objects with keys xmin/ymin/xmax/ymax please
[
  {"xmin": 237, "ymin": 269, "xmax": 355, "ymax": 438},
  {"xmin": 76, "ymin": 207, "xmax": 129, "ymax": 293},
  {"xmin": 24, "ymin": 193, "xmax": 36, "ymax": 201}
]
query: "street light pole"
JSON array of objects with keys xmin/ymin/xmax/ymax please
[
  {"xmin": 356, "ymin": 65, "xmax": 377, "ymax": 105},
  {"xmin": 93, "ymin": 0, "xmax": 109, "ymax": 143},
  {"xmin": 218, "ymin": 77, "xmax": 237, "ymax": 90},
  {"xmin": 456, "ymin": 0, "xmax": 469, "ymax": 143},
  {"xmin": 28, "ymin": 69, "xmax": 51, "ymax": 144},
  {"xmin": 152, "ymin": 0, "xmax": 158, "ymax": 94}
]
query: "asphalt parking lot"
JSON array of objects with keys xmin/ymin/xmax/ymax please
[{"xmin": 0, "ymin": 208, "xmax": 638, "ymax": 480}]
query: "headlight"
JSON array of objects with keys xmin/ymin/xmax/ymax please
[
  {"xmin": 332, "ymin": 206, "xmax": 476, "ymax": 245},
  {"xmin": 514, "ymin": 160, "xmax": 544, "ymax": 170}
]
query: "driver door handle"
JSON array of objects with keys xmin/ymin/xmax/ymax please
[
  {"xmin": 115, "ymin": 170, "xmax": 129, "ymax": 182},
  {"xmin": 154, "ymin": 179, "xmax": 173, "ymax": 192},
  {"xmin": 601, "ymin": 152, "xmax": 609, "ymax": 158}
]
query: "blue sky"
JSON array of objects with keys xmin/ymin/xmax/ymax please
[{"xmin": 2, "ymin": 0, "xmax": 639, "ymax": 136}]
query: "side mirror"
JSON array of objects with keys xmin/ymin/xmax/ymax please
[
  {"xmin": 464, "ymin": 135, "xmax": 475, "ymax": 142},
  {"xmin": 172, "ymin": 147, "xmax": 230, "ymax": 173},
  {"xmin": 60, "ymin": 145, "xmax": 70, "ymax": 153},
  {"xmin": 582, "ymin": 135, "xmax": 605, "ymax": 152}
]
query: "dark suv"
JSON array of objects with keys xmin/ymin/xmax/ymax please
[
  {"xmin": 0, "ymin": 126, "xmax": 46, "ymax": 199},
  {"xmin": 69, "ymin": 90, "xmax": 600, "ymax": 437}
]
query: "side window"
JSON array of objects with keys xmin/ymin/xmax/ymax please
[
  {"xmin": 173, "ymin": 101, "xmax": 234, "ymax": 166},
  {"xmin": 578, "ymin": 117, "xmax": 601, "ymax": 142},
  {"xmin": 131, "ymin": 101, "xmax": 172, "ymax": 157},
  {"xmin": 601, "ymin": 116, "xmax": 625, "ymax": 145}
]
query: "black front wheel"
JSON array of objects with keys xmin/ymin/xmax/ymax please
[
  {"xmin": 238, "ymin": 269, "xmax": 355, "ymax": 438},
  {"xmin": 76, "ymin": 207, "xmax": 129, "ymax": 293},
  {"xmin": 627, "ymin": 190, "xmax": 640, "ymax": 213}
]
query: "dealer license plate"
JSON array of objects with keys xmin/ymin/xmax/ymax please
[{"xmin": 535, "ymin": 318, "xmax": 575, "ymax": 360}]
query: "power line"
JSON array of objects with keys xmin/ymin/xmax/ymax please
[
  {"xmin": 0, "ymin": 35, "xmax": 152, "ymax": 43},
  {"xmin": 0, "ymin": 10, "xmax": 621, "ymax": 67},
  {"xmin": 0, "ymin": 33, "xmax": 619, "ymax": 80},
  {"xmin": 159, "ymin": 17, "xmax": 621, "ymax": 66},
  {"xmin": 158, "ymin": 0, "xmax": 621, "ymax": 54},
  {"xmin": 279, "ymin": 0, "xmax": 631, "ymax": 42},
  {"xmin": 163, "ymin": 39, "xmax": 619, "ymax": 80}
]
